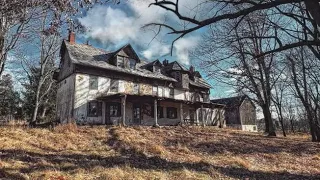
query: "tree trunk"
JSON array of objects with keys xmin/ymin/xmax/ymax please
[
  {"xmin": 262, "ymin": 105, "xmax": 276, "ymax": 136},
  {"xmin": 30, "ymin": 81, "xmax": 42, "ymax": 126},
  {"xmin": 290, "ymin": 118, "xmax": 295, "ymax": 133},
  {"xmin": 278, "ymin": 108, "xmax": 286, "ymax": 137}
]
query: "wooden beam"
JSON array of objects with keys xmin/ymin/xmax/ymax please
[
  {"xmin": 121, "ymin": 95, "xmax": 127, "ymax": 126},
  {"xmin": 154, "ymin": 99, "xmax": 159, "ymax": 127},
  {"xmin": 180, "ymin": 103, "xmax": 183, "ymax": 125},
  {"xmin": 201, "ymin": 104, "xmax": 205, "ymax": 127}
]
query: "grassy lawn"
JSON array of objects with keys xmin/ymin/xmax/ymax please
[{"xmin": 0, "ymin": 124, "xmax": 319, "ymax": 179}]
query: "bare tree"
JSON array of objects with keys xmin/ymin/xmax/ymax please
[{"xmin": 146, "ymin": 0, "xmax": 320, "ymax": 56}]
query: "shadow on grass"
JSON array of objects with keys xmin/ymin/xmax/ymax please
[{"xmin": 0, "ymin": 127, "xmax": 319, "ymax": 180}]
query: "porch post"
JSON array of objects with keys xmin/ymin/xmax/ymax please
[
  {"xmin": 180, "ymin": 103, "xmax": 183, "ymax": 125},
  {"xmin": 196, "ymin": 106, "xmax": 199, "ymax": 126},
  {"xmin": 154, "ymin": 99, "xmax": 159, "ymax": 127},
  {"xmin": 201, "ymin": 104, "xmax": 205, "ymax": 127},
  {"xmin": 121, "ymin": 95, "xmax": 127, "ymax": 126}
]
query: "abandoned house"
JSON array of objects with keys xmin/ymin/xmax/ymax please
[
  {"xmin": 211, "ymin": 96, "xmax": 257, "ymax": 132},
  {"xmin": 54, "ymin": 32, "xmax": 225, "ymax": 126}
]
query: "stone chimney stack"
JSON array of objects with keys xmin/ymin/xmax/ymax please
[{"xmin": 68, "ymin": 30, "xmax": 75, "ymax": 44}]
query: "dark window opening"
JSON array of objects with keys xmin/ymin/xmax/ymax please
[
  {"xmin": 151, "ymin": 106, "xmax": 164, "ymax": 118},
  {"xmin": 169, "ymin": 88, "xmax": 174, "ymax": 98},
  {"xmin": 88, "ymin": 101, "xmax": 102, "ymax": 117},
  {"xmin": 167, "ymin": 107, "xmax": 177, "ymax": 119},
  {"xmin": 109, "ymin": 103, "xmax": 121, "ymax": 117},
  {"xmin": 129, "ymin": 59, "xmax": 136, "ymax": 69},
  {"xmin": 89, "ymin": 76, "xmax": 98, "ymax": 90}
]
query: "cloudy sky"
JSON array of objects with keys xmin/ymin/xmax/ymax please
[{"xmin": 77, "ymin": 0, "xmax": 209, "ymax": 66}]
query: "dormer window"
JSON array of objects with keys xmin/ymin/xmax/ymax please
[
  {"xmin": 129, "ymin": 59, "xmax": 136, "ymax": 69},
  {"xmin": 117, "ymin": 56, "xmax": 125, "ymax": 68}
]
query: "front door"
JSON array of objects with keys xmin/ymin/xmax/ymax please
[{"xmin": 133, "ymin": 105, "xmax": 141, "ymax": 124}]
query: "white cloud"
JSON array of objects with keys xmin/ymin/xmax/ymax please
[
  {"xmin": 174, "ymin": 36, "xmax": 200, "ymax": 66},
  {"xmin": 79, "ymin": 1, "xmax": 203, "ymax": 62}
]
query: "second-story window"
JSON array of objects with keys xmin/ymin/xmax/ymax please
[
  {"xmin": 173, "ymin": 72, "xmax": 181, "ymax": 81},
  {"xmin": 129, "ymin": 59, "xmax": 136, "ymax": 69},
  {"xmin": 133, "ymin": 83, "xmax": 139, "ymax": 94},
  {"xmin": 110, "ymin": 79, "xmax": 119, "ymax": 92},
  {"xmin": 152, "ymin": 86, "xmax": 157, "ymax": 96},
  {"xmin": 117, "ymin": 56, "xmax": 125, "ymax": 68},
  {"xmin": 89, "ymin": 76, "xmax": 98, "ymax": 90},
  {"xmin": 169, "ymin": 88, "xmax": 174, "ymax": 98}
]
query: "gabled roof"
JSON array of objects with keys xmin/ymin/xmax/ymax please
[
  {"xmin": 141, "ymin": 59, "xmax": 163, "ymax": 70},
  {"xmin": 190, "ymin": 77, "xmax": 212, "ymax": 89},
  {"xmin": 211, "ymin": 95, "xmax": 252, "ymax": 108},
  {"xmin": 166, "ymin": 61, "xmax": 189, "ymax": 72},
  {"xmin": 63, "ymin": 40, "xmax": 176, "ymax": 82},
  {"xmin": 109, "ymin": 44, "xmax": 141, "ymax": 63}
]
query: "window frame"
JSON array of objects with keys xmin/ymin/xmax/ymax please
[
  {"xmin": 129, "ymin": 59, "xmax": 136, "ymax": 69},
  {"xmin": 117, "ymin": 56, "xmax": 125, "ymax": 68},
  {"xmin": 87, "ymin": 101, "xmax": 102, "ymax": 117},
  {"xmin": 108, "ymin": 102, "xmax": 121, "ymax": 117},
  {"xmin": 169, "ymin": 88, "xmax": 174, "ymax": 98},
  {"xmin": 110, "ymin": 79, "xmax": 119, "ymax": 92},
  {"xmin": 167, "ymin": 107, "xmax": 178, "ymax": 119},
  {"xmin": 89, "ymin": 76, "xmax": 98, "ymax": 90}
]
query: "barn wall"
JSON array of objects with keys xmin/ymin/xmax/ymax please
[
  {"xmin": 56, "ymin": 74, "xmax": 75, "ymax": 123},
  {"xmin": 239, "ymin": 99, "xmax": 257, "ymax": 125}
]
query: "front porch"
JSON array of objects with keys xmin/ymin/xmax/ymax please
[{"xmin": 74, "ymin": 94, "xmax": 225, "ymax": 127}]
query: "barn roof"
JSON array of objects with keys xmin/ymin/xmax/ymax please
[{"xmin": 211, "ymin": 96, "xmax": 250, "ymax": 108}]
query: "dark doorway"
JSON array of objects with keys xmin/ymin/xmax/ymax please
[
  {"xmin": 105, "ymin": 102, "xmax": 121, "ymax": 125},
  {"xmin": 133, "ymin": 104, "xmax": 141, "ymax": 124}
]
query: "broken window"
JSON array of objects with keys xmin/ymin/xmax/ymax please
[
  {"xmin": 87, "ymin": 101, "xmax": 102, "ymax": 117},
  {"xmin": 173, "ymin": 71, "xmax": 181, "ymax": 81},
  {"xmin": 110, "ymin": 79, "xmax": 118, "ymax": 92},
  {"xmin": 167, "ymin": 107, "xmax": 177, "ymax": 119},
  {"xmin": 89, "ymin": 76, "xmax": 98, "ymax": 90},
  {"xmin": 109, "ymin": 103, "xmax": 121, "ymax": 117}
]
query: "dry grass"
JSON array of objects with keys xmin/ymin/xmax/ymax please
[{"xmin": 0, "ymin": 124, "xmax": 319, "ymax": 180}]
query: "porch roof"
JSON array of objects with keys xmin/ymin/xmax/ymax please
[{"xmin": 97, "ymin": 93, "xmax": 225, "ymax": 108}]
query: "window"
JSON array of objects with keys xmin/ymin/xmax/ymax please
[
  {"xmin": 109, "ymin": 103, "xmax": 121, "ymax": 117},
  {"xmin": 133, "ymin": 83, "xmax": 139, "ymax": 94},
  {"xmin": 151, "ymin": 106, "xmax": 164, "ymax": 118},
  {"xmin": 152, "ymin": 86, "xmax": 158, "ymax": 96},
  {"xmin": 88, "ymin": 101, "xmax": 102, "ymax": 117},
  {"xmin": 173, "ymin": 72, "xmax": 181, "ymax": 81},
  {"xmin": 169, "ymin": 88, "xmax": 174, "ymax": 98},
  {"xmin": 167, "ymin": 107, "xmax": 177, "ymax": 119},
  {"xmin": 129, "ymin": 59, "xmax": 136, "ymax": 69},
  {"xmin": 117, "ymin": 56, "xmax": 124, "ymax": 68},
  {"xmin": 89, "ymin": 76, "xmax": 98, "ymax": 90},
  {"xmin": 110, "ymin": 79, "xmax": 118, "ymax": 92}
]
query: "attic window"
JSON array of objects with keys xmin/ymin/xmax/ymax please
[
  {"xmin": 117, "ymin": 56, "xmax": 125, "ymax": 68},
  {"xmin": 173, "ymin": 72, "xmax": 181, "ymax": 81},
  {"xmin": 129, "ymin": 59, "xmax": 136, "ymax": 69}
]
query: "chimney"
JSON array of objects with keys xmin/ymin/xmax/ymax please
[
  {"xmin": 190, "ymin": 66, "xmax": 195, "ymax": 73},
  {"xmin": 163, "ymin": 59, "xmax": 169, "ymax": 66},
  {"xmin": 68, "ymin": 30, "xmax": 75, "ymax": 44}
]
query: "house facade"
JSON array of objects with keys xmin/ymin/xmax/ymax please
[
  {"xmin": 211, "ymin": 96, "xmax": 257, "ymax": 132},
  {"xmin": 54, "ymin": 32, "xmax": 225, "ymax": 126}
]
